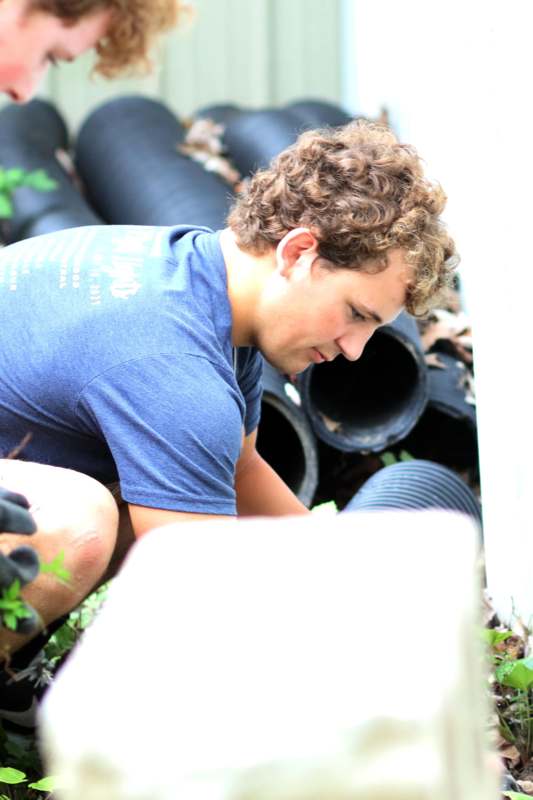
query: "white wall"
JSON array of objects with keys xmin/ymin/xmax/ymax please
[{"xmin": 343, "ymin": 0, "xmax": 533, "ymax": 622}]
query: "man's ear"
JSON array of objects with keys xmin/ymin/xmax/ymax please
[{"xmin": 276, "ymin": 228, "xmax": 319, "ymax": 276}]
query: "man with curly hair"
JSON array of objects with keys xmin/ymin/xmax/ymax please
[
  {"xmin": 0, "ymin": 120, "xmax": 456, "ymax": 726},
  {"xmin": 0, "ymin": 0, "xmax": 183, "ymax": 676},
  {"xmin": 0, "ymin": 0, "xmax": 182, "ymax": 102}
]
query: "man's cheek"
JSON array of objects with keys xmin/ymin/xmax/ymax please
[{"xmin": 0, "ymin": 62, "xmax": 23, "ymax": 86}]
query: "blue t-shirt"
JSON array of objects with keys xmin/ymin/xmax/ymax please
[{"xmin": 0, "ymin": 225, "xmax": 263, "ymax": 515}]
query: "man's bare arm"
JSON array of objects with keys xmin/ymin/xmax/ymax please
[
  {"xmin": 128, "ymin": 505, "xmax": 231, "ymax": 539},
  {"xmin": 234, "ymin": 430, "xmax": 310, "ymax": 517}
]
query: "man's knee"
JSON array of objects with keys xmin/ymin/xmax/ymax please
[
  {"xmin": 0, "ymin": 461, "xmax": 119, "ymax": 611},
  {"xmin": 51, "ymin": 477, "xmax": 119, "ymax": 600}
]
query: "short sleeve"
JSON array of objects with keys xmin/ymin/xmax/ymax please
[{"xmin": 76, "ymin": 354, "xmax": 244, "ymax": 514}]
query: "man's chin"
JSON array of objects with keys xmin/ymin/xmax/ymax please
[{"xmin": 263, "ymin": 353, "xmax": 310, "ymax": 376}]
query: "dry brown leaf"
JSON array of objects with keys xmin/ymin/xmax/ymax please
[
  {"xmin": 55, "ymin": 147, "xmax": 85, "ymax": 193},
  {"xmin": 500, "ymin": 742, "xmax": 521, "ymax": 767},
  {"xmin": 483, "ymin": 590, "xmax": 499, "ymax": 627},
  {"xmin": 319, "ymin": 413, "xmax": 342, "ymax": 433},
  {"xmin": 494, "ymin": 634, "xmax": 524, "ymax": 661},
  {"xmin": 420, "ymin": 309, "xmax": 472, "ymax": 357},
  {"xmin": 420, "ymin": 320, "xmax": 455, "ymax": 351},
  {"xmin": 178, "ymin": 118, "xmax": 242, "ymax": 187},
  {"xmin": 182, "ymin": 117, "xmax": 225, "ymax": 153}
]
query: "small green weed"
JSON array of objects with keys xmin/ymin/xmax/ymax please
[
  {"xmin": 380, "ymin": 449, "xmax": 414, "ymax": 467},
  {"xmin": 0, "ymin": 584, "xmax": 109, "ymax": 794},
  {"xmin": 0, "ymin": 766, "xmax": 56, "ymax": 798},
  {"xmin": 0, "ymin": 167, "xmax": 57, "ymax": 220},
  {"xmin": 0, "ymin": 552, "xmax": 71, "ymax": 633},
  {"xmin": 484, "ymin": 622, "xmax": 533, "ymax": 767},
  {"xmin": 0, "ymin": 582, "xmax": 33, "ymax": 634}
]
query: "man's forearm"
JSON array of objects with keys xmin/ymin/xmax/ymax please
[{"xmin": 235, "ymin": 452, "xmax": 310, "ymax": 517}]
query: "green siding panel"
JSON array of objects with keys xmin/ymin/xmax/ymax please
[{"xmin": 1, "ymin": 0, "xmax": 341, "ymax": 130}]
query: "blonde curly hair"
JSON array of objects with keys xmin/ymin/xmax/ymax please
[
  {"xmin": 228, "ymin": 120, "xmax": 458, "ymax": 315},
  {"xmin": 29, "ymin": 0, "xmax": 184, "ymax": 76}
]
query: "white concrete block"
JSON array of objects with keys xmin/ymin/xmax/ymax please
[{"xmin": 40, "ymin": 510, "xmax": 497, "ymax": 800}]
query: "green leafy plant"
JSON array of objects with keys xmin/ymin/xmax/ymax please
[
  {"xmin": 0, "ymin": 552, "xmax": 71, "ymax": 632},
  {"xmin": 0, "ymin": 584, "xmax": 109, "ymax": 796},
  {"xmin": 485, "ymin": 623, "xmax": 533, "ymax": 766},
  {"xmin": 0, "ymin": 581, "xmax": 33, "ymax": 632},
  {"xmin": 380, "ymin": 449, "xmax": 414, "ymax": 467},
  {"xmin": 0, "ymin": 166, "xmax": 57, "ymax": 220},
  {"xmin": 0, "ymin": 766, "xmax": 57, "ymax": 798}
]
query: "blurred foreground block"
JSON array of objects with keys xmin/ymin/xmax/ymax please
[{"xmin": 41, "ymin": 511, "xmax": 497, "ymax": 800}]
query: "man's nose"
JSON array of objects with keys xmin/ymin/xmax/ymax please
[
  {"xmin": 336, "ymin": 328, "xmax": 375, "ymax": 362},
  {"xmin": 7, "ymin": 68, "xmax": 47, "ymax": 104}
]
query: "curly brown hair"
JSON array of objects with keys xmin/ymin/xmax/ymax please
[
  {"xmin": 228, "ymin": 120, "xmax": 457, "ymax": 315},
  {"xmin": 28, "ymin": 0, "xmax": 184, "ymax": 77}
]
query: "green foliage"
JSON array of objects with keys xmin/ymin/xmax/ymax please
[
  {"xmin": 0, "ymin": 552, "xmax": 71, "ymax": 631},
  {"xmin": 40, "ymin": 551, "xmax": 70, "ymax": 585},
  {"xmin": 0, "ymin": 763, "xmax": 57, "ymax": 798},
  {"xmin": 0, "ymin": 767, "xmax": 26, "ymax": 784},
  {"xmin": 497, "ymin": 658, "xmax": 533, "ymax": 692},
  {"xmin": 0, "ymin": 586, "xmax": 109, "ymax": 797},
  {"xmin": 380, "ymin": 449, "xmax": 414, "ymax": 467},
  {"xmin": 486, "ymin": 622, "xmax": 533, "ymax": 765},
  {"xmin": 0, "ymin": 166, "xmax": 57, "ymax": 220},
  {"xmin": 481, "ymin": 628, "xmax": 513, "ymax": 647},
  {"xmin": 28, "ymin": 775, "xmax": 57, "ymax": 792},
  {"xmin": 311, "ymin": 499, "xmax": 338, "ymax": 515},
  {"xmin": 0, "ymin": 581, "xmax": 33, "ymax": 632},
  {"xmin": 44, "ymin": 582, "xmax": 109, "ymax": 666},
  {"xmin": 0, "ymin": 724, "xmax": 41, "ymax": 774},
  {"xmin": 503, "ymin": 793, "xmax": 532, "ymax": 799}
]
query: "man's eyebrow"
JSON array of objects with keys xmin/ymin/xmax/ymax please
[{"xmin": 358, "ymin": 304, "xmax": 383, "ymax": 324}]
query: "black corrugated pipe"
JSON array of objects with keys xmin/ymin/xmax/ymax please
[
  {"xmin": 400, "ymin": 353, "xmax": 478, "ymax": 472},
  {"xmin": 298, "ymin": 312, "xmax": 429, "ymax": 453},
  {"xmin": 222, "ymin": 108, "xmax": 304, "ymax": 176},
  {"xmin": 285, "ymin": 99, "xmax": 353, "ymax": 130},
  {"xmin": 343, "ymin": 458, "xmax": 482, "ymax": 530},
  {"xmin": 256, "ymin": 361, "xmax": 318, "ymax": 507},
  {"xmin": 194, "ymin": 103, "xmax": 242, "ymax": 127},
  {"xmin": 75, "ymin": 96, "xmax": 234, "ymax": 230},
  {"xmin": 215, "ymin": 101, "xmax": 355, "ymax": 177},
  {"xmin": 0, "ymin": 99, "xmax": 102, "ymax": 243}
]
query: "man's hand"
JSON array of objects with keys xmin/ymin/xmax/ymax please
[{"xmin": 0, "ymin": 488, "xmax": 40, "ymax": 634}]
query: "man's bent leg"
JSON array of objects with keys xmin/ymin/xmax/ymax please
[{"xmin": 0, "ymin": 460, "xmax": 119, "ymax": 659}]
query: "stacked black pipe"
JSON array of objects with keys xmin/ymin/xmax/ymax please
[
  {"xmin": 257, "ymin": 361, "xmax": 318, "ymax": 506},
  {"xmin": 0, "ymin": 99, "xmax": 102, "ymax": 243},
  {"xmin": 75, "ymin": 96, "xmax": 234, "ymax": 231},
  {"xmin": 298, "ymin": 312, "xmax": 428, "ymax": 454},
  {"xmin": 198, "ymin": 99, "xmax": 354, "ymax": 178},
  {"xmin": 401, "ymin": 352, "xmax": 478, "ymax": 474},
  {"xmin": 286, "ymin": 99, "xmax": 353, "ymax": 130},
  {"xmin": 221, "ymin": 108, "xmax": 303, "ymax": 176},
  {"xmin": 344, "ymin": 459, "xmax": 482, "ymax": 528}
]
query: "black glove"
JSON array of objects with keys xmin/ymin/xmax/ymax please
[
  {"xmin": 0, "ymin": 488, "xmax": 37, "ymax": 535},
  {"xmin": 0, "ymin": 489, "xmax": 40, "ymax": 634}
]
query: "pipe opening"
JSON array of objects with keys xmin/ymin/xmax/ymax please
[
  {"xmin": 402, "ymin": 407, "xmax": 479, "ymax": 472},
  {"xmin": 256, "ymin": 397, "xmax": 308, "ymax": 497},
  {"xmin": 307, "ymin": 330, "xmax": 424, "ymax": 449}
]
